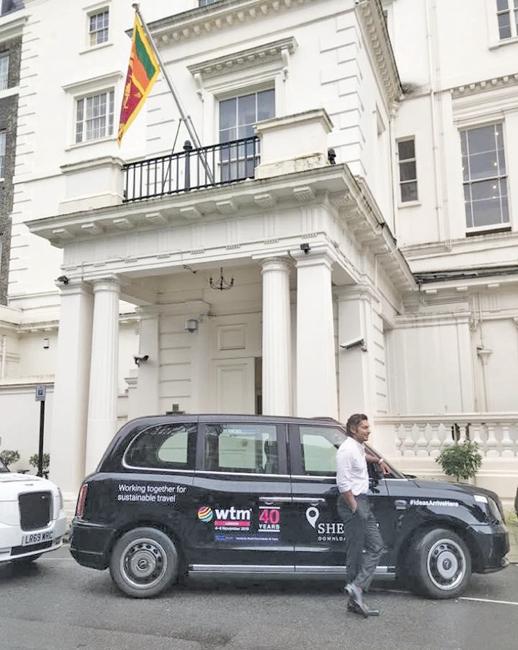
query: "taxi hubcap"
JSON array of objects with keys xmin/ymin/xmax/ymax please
[
  {"xmin": 427, "ymin": 539, "xmax": 465, "ymax": 590},
  {"xmin": 121, "ymin": 538, "xmax": 167, "ymax": 589}
]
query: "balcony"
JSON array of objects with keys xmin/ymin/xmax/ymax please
[{"xmin": 123, "ymin": 136, "xmax": 260, "ymax": 203}]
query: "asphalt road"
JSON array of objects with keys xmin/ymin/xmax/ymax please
[{"xmin": 0, "ymin": 546, "xmax": 517, "ymax": 650}]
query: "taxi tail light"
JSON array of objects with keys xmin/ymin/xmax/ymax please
[{"xmin": 76, "ymin": 483, "xmax": 88, "ymax": 518}]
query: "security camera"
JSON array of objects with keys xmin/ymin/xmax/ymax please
[
  {"xmin": 56, "ymin": 275, "xmax": 70, "ymax": 285},
  {"xmin": 300, "ymin": 242, "xmax": 310, "ymax": 254},
  {"xmin": 340, "ymin": 337, "xmax": 367, "ymax": 352},
  {"xmin": 133, "ymin": 354, "xmax": 149, "ymax": 367}
]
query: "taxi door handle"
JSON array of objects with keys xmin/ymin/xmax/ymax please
[
  {"xmin": 259, "ymin": 496, "xmax": 292, "ymax": 504},
  {"xmin": 395, "ymin": 499, "xmax": 408, "ymax": 510},
  {"xmin": 291, "ymin": 497, "xmax": 326, "ymax": 504}
]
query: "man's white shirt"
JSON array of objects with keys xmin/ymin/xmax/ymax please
[{"xmin": 336, "ymin": 436, "xmax": 369, "ymax": 495}]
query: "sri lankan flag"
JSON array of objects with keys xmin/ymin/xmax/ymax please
[{"xmin": 117, "ymin": 13, "xmax": 160, "ymax": 143}]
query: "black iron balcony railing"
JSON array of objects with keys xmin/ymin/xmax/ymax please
[{"xmin": 123, "ymin": 136, "xmax": 260, "ymax": 203}]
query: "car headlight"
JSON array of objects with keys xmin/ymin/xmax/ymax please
[{"xmin": 474, "ymin": 494, "xmax": 503, "ymax": 524}]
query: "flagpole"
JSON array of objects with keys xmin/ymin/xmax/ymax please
[{"xmin": 132, "ymin": 4, "xmax": 214, "ymax": 184}]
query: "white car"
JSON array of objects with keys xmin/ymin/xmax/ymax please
[{"xmin": 0, "ymin": 457, "xmax": 67, "ymax": 565}]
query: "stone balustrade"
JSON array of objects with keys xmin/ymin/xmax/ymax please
[{"xmin": 375, "ymin": 414, "xmax": 518, "ymax": 458}]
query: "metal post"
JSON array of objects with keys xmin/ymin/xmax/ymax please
[
  {"xmin": 37, "ymin": 400, "xmax": 45, "ymax": 477},
  {"xmin": 183, "ymin": 140, "xmax": 192, "ymax": 191}
]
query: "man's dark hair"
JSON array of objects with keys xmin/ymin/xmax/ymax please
[{"xmin": 346, "ymin": 413, "xmax": 368, "ymax": 436}]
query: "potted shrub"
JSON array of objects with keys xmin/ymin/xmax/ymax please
[
  {"xmin": 0, "ymin": 449, "xmax": 20, "ymax": 467},
  {"xmin": 436, "ymin": 440, "xmax": 482, "ymax": 483},
  {"xmin": 29, "ymin": 453, "xmax": 50, "ymax": 471}
]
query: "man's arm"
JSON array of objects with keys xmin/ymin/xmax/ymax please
[{"xmin": 365, "ymin": 453, "xmax": 390, "ymax": 475}]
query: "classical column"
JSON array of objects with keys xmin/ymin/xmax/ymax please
[
  {"xmin": 337, "ymin": 287, "xmax": 375, "ymax": 419},
  {"xmin": 262, "ymin": 257, "xmax": 292, "ymax": 415},
  {"xmin": 127, "ymin": 308, "xmax": 160, "ymax": 419},
  {"xmin": 296, "ymin": 251, "xmax": 338, "ymax": 418},
  {"xmin": 85, "ymin": 277, "xmax": 120, "ymax": 473},
  {"xmin": 49, "ymin": 282, "xmax": 93, "ymax": 499}
]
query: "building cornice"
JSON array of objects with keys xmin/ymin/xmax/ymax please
[
  {"xmin": 26, "ymin": 164, "xmax": 415, "ymax": 294},
  {"xmin": 187, "ymin": 36, "xmax": 297, "ymax": 80},
  {"xmin": 355, "ymin": 0, "xmax": 402, "ymax": 107},
  {"xmin": 451, "ymin": 72, "xmax": 518, "ymax": 99},
  {"xmin": 147, "ymin": 0, "xmax": 314, "ymax": 45},
  {"xmin": 0, "ymin": 9, "xmax": 26, "ymax": 41}
]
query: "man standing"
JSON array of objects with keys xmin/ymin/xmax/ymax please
[{"xmin": 336, "ymin": 413, "xmax": 387, "ymax": 617}]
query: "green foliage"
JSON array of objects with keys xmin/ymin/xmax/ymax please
[
  {"xmin": 29, "ymin": 453, "xmax": 50, "ymax": 471},
  {"xmin": 436, "ymin": 440, "xmax": 482, "ymax": 482},
  {"xmin": 0, "ymin": 449, "xmax": 21, "ymax": 467}
]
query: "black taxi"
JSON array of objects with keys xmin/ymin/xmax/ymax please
[{"xmin": 70, "ymin": 414, "xmax": 509, "ymax": 598}]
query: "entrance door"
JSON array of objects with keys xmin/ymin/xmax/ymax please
[
  {"xmin": 288, "ymin": 423, "xmax": 394, "ymax": 574},
  {"xmin": 210, "ymin": 358, "xmax": 255, "ymax": 413}
]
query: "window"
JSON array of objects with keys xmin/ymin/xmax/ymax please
[
  {"xmin": 199, "ymin": 0, "xmax": 220, "ymax": 6},
  {"xmin": 89, "ymin": 8, "xmax": 109, "ymax": 46},
  {"xmin": 496, "ymin": 0, "xmax": 518, "ymax": 40},
  {"xmin": 125, "ymin": 423, "xmax": 196, "ymax": 470},
  {"xmin": 204, "ymin": 423, "xmax": 279, "ymax": 474},
  {"xmin": 0, "ymin": 131, "xmax": 6, "ymax": 179},
  {"xmin": 299, "ymin": 426, "xmax": 346, "ymax": 476},
  {"xmin": 397, "ymin": 138, "xmax": 418, "ymax": 203},
  {"xmin": 219, "ymin": 89, "xmax": 274, "ymax": 181},
  {"xmin": 461, "ymin": 123, "xmax": 509, "ymax": 231},
  {"xmin": 0, "ymin": 53, "xmax": 8, "ymax": 90},
  {"xmin": 75, "ymin": 89, "xmax": 114, "ymax": 143}
]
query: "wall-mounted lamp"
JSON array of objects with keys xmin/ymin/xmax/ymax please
[
  {"xmin": 134, "ymin": 354, "xmax": 149, "ymax": 367},
  {"xmin": 43, "ymin": 338, "xmax": 49, "ymax": 350},
  {"xmin": 184, "ymin": 318, "xmax": 199, "ymax": 333},
  {"xmin": 340, "ymin": 337, "xmax": 367, "ymax": 352}
]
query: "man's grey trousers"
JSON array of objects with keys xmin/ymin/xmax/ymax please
[{"xmin": 337, "ymin": 494, "xmax": 385, "ymax": 589}]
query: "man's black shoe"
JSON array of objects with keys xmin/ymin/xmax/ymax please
[{"xmin": 347, "ymin": 599, "xmax": 380, "ymax": 618}]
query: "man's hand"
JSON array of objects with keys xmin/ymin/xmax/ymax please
[
  {"xmin": 378, "ymin": 459, "xmax": 390, "ymax": 475},
  {"xmin": 341, "ymin": 490, "xmax": 357, "ymax": 512}
]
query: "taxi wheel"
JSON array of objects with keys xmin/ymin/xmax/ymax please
[
  {"xmin": 408, "ymin": 528, "xmax": 471, "ymax": 599},
  {"xmin": 110, "ymin": 527, "xmax": 178, "ymax": 598}
]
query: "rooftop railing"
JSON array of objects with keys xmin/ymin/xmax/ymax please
[{"xmin": 122, "ymin": 136, "xmax": 260, "ymax": 203}]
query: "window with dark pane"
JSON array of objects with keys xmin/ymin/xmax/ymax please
[
  {"xmin": 397, "ymin": 137, "xmax": 418, "ymax": 203},
  {"xmin": 89, "ymin": 8, "xmax": 109, "ymax": 47},
  {"xmin": 218, "ymin": 89, "xmax": 275, "ymax": 182},
  {"xmin": 496, "ymin": 0, "xmax": 518, "ymax": 39},
  {"xmin": 460, "ymin": 123, "xmax": 509, "ymax": 230},
  {"xmin": 125, "ymin": 423, "xmax": 197, "ymax": 469}
]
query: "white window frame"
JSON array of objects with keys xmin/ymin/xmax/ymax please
[
  {"xmin": 75, "ymin": 88, "xmax": 115, "ymax": 144},
  {"xmin": 0, "ymin": 53, "xmax": 9, "ymax": 91},
  {"xmin": 82, "ymin": 1, "xmax": 112, "ymax": 53},
  {"xmin": 0, "ymin": 130, "xmax": 6, "ymax": 180},
  {"xmin": 460, "ymin": 121, "xmax": 510, "ymax": 234},
  {"xmin": 397, "ymin": 136, "xmax": 419, "ymax": 204},
  {"xmin": 88, "ymin": 7, "xmax": 110, "ymax": 47},
  {"xmin": 496, "ymin": 0, "xmax": 518, "ymax": 40}
]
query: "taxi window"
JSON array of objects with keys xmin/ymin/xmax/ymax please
[
  {"xmin": 204, "ymin": 423, "xmax": 279, "ymax": 474},
  {"xmin": 125, "ymin": 423, "xmax": 196, "ymax": 470},
  {"xmin": 299, "ymin": 425, "xmax": 346, "ymax": 476}
]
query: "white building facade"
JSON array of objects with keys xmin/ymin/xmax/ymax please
[{"xmin": 0, "ymin": 0, "xmax": 517, "ymax": 507}]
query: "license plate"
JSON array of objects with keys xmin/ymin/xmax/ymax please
[{"xmin": 21, "ymin": 530, "xmax": 53, "ymax": 546}]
